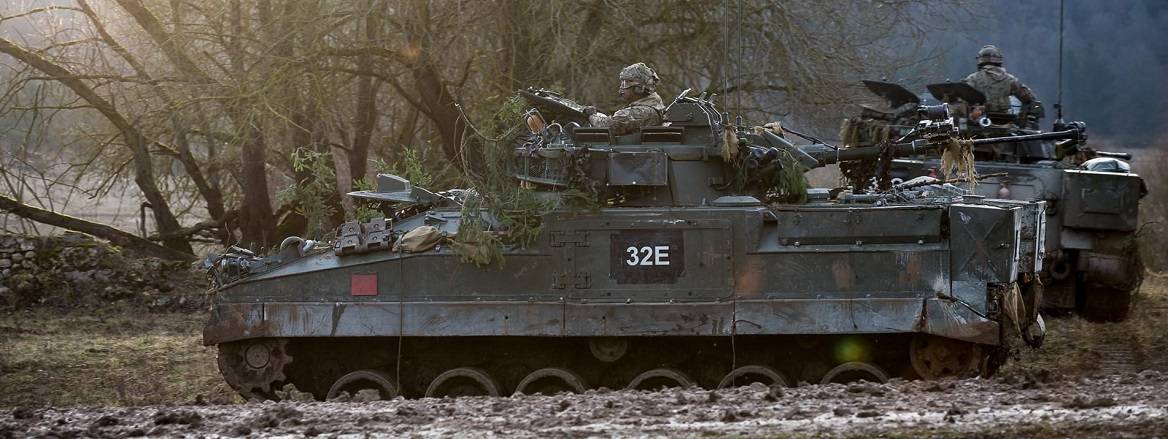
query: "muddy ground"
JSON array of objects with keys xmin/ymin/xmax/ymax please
[
  {"xmin": 2, "ymin": 275, "xmax": 1166, "ymax": 437},
  {"xmin": 2, "ymin": 373, "xmax": 1168, "ymax": 438}
]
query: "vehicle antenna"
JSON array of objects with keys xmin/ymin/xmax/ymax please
[
  {"xmin": 736, "ymin": 0, "xmax": 745, "ymax": 114},
  {"xmin": 721, "ymin": 4, "xmax": 730, "ymax": 113},
  {"xmin": 1055, "ymin": 0, "xmax": 1065, "ymax": 123}
]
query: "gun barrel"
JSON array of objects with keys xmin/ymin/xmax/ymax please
[
  {"xmin": 1094, "ymin": 151, "xmax": 1132, "ymax": 160},
  {"xmin": 809, "ymin": 141, "xmax": 934, "ymax": 166},
  {"xmin": 805, "ymin": 128, "xmax": 1084, "ymax": 168},
  {"xmin": 967, "ymin": 129, "xmax": 1084, "ymax": 146}
]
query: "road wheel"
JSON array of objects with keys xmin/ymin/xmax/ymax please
[
  {"xmin": 513, "ymin": 368, "xmax": 588, "ymax": 395},
  {"xmin": 717, "ymin": 365, "xmax": 788, "ymax": 389},
  {"xmin": 326, "ymin": 369, "xmax": 397, "ymax": 401},
  {"xmin": 425, "ymin": 367, "xmax": 501, "ymax": 398},
  {"xmin": 820, "ymin": 362, "xmax": 889, "ymax": 384},
  {"xmin": 626, "ymin": 368, "xmax": 694, "ymax": 391}
]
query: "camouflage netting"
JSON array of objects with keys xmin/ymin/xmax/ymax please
[
  {"xmin": 838, "ymin": 119, "xmax": 896, "ymax": 191},
  {"xmin": 1000, "ymin": 283, "xmax": 1026, "ymax": 338},
  {"xmin": 450, "ymin": 194, "xmax": 506, "ymax": 267},
  {"xmin": 770, "ymin": 154, "xmax": 809, "ymax": 203},
  {"xmin": 839, "ymin": 118, "xmax": 892, "ymax": 148},
  {"xmin": 839, "ymin": 142, "xmax": 895, "ymax": 193},
  {"xmin": 754, "ymin": 123, "xmax": 808, "ymax": 203},
  {"xmin": 939, "ymin": 138, "xmax": 979, "ymax": 190},
  {"xmin": 721, "ymin": 125, "xmax": 740, "ymax": 162},
  {"xmin": 450, "ymin": 217, "xmax": 505, "ymax": 267},
  {"xmin": 720, "ymin": 125, "xmax": 809, "ymax": 203},
  {"xmin": 0, "ymin": 233, "xmax": 204, "ymax": 311}
]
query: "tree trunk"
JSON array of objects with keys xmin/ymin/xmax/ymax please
[
  {"xmin": 0, "ymin": 194, "xmax": 194, "ymax": 261},
  {"xmin": 400, "ymin": 2, "xmax": 477, "ymax": 169},
  {"xmin": 232, "ymin": 0, "xmax": 277, "ymax": 250},
  {"xmin": 408, "ymin": 58, "xmax": 479, "ymax": 169},
  {"xmin": 349, "ymin": 0, "xmax": 382, "ymax": 185},
  {"xmin": 238, "ymin": 124, "xmax": 276, "ymax": 250}
]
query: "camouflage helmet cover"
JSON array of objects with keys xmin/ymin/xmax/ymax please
[
  {"xmin": 977, "ymin": 45, "xmax": 1004, "ymax": 66},
  {"xmin": 619, "ymin": 62, "xmax": 660, "ymax": 92}
]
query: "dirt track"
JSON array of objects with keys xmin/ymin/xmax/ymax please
[{"xmin": 3, "ymin": 370, "xmax": 1167, "ymax": 438}]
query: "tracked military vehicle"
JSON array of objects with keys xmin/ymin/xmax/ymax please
[
  {"xmin": 204, "ymin": 90, "xmax": 1073, "ymax": 401},
  {"xmin": 844, "ymin": 80, "xmax": 1146, "ymax": 321}
]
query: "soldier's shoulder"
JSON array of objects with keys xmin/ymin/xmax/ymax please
[
  {"xmin": 615, "ymin": 105, "xmax": 657, "ymax": 119},
  {"xmin": 632, "ymin": 93, "xmax": 665, "ymax": 109},
  {"xmin": 991, "ymin": 68, "xmax": 1024, "ymax": 85}
]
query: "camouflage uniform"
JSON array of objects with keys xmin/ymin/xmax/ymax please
[
  {"xmin": 588, "ymin": 62, "xmax": 666, "ymax": 136},
  {"xmin": 589, "ymin": 93, "xmax": 665, "ymax": 135},
  {"xmin": 962, "ymin": 46, "xmax": 1036, "ymax": 114}
]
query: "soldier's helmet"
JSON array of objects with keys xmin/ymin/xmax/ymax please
[
  {"xmin": 619, "ymin": 62, "xmax": 660, "ymax": 93},
  {"xmin": 977, "ymin": 45, "xmax": 1004, "ymax": 66}
]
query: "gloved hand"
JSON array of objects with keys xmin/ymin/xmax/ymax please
[{"xmin": 581, "ymin": 106, "xmax": 598, "ymax": 117}]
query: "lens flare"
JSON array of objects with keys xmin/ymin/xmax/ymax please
[{"xmin": 833, "ymin": 337, "xmax": 870, "ymax": 363}]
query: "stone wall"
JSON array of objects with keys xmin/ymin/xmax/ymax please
[{"xmin": 0, "ymin": 233, "xmax": 205, "ymax": 311}]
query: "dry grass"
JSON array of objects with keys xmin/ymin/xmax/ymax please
[
  {"xmin": 1129, "ymin": 141, "xmax": 1168, "ymax": 272},
  {"xmin": 1002, "ymin": 274, "xmax": 1168, "ymax": 377},
  {"xmin": 0, "ymin": 306, "xmax": 237, "ymax": 407}
]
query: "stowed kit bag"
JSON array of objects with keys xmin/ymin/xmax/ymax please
[{"xmin": 393, "ymin": 226, "xmax": 442, "ymax": 253}]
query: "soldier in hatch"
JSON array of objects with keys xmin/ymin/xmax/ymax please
[
  {"xmin": 963, "ymin": 45, "xmax": 1037, "ymax": 116},
  {"xmin": 582, "ymin": 62, "xmax": 666, "ymax": 136}
]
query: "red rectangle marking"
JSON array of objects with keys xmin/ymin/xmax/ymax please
[{"xmin": 351, "ymin": 273, "xmax": 378, "ymax": 296}]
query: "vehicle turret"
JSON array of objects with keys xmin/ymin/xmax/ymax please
[{"xmin": 516, "ymin": 89, "xmax": 1084, "ymax": 206}]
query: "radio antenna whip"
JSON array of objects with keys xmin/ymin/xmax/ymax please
[{"xmin": 1055, "ymin": 0, "xmax": 1065, "ymax": 122}]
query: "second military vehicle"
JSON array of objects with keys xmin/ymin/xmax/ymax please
[{"xmin": 843, "ymin": 80, "xmax": 1145, "ymax": 321}]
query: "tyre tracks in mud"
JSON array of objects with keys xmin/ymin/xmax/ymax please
[
  {"xmin": 1088, "ymin": 296, "xmax": 1168, "ymax": 375},
  {"xmin": 1094, "ymin": 342, "xmax": 1143, "ymax": 375}
]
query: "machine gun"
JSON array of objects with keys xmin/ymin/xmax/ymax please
[
  {"xmin": 518, "ymin": 88, "xmax": 589, "ymax": 125},
  {"xmin": 729, "ymin": 104, "xmax": 1086, "ymax": 197},
  {"xmin": 750, "ymin": 104, "xmax": 1086, "ymax": 172}
]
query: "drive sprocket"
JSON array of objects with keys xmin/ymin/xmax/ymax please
[{"xmin": 217, "ymin": 338, "xmax": 293, "ymax": 400}]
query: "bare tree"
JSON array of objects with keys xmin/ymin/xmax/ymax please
[
  {"xmin": 0, "ymin": 37, "xmax": 192, "ymax": 253},
  {"xmin": 0, "ymin": 0, "xmax": 967, "ymax": 253}
]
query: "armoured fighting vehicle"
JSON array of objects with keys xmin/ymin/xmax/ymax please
[
  {"xmin": 203, "ymin": 90, "xmax": 1072, "ymax": 400},
  {"xmin": 843, "ymin": 80, "xmax": 1146, "ymax": 321}
]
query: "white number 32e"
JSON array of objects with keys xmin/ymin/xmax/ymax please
[{"xmin": 625, "ymin": 245, "xmax": 670, "ymax": 266}]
